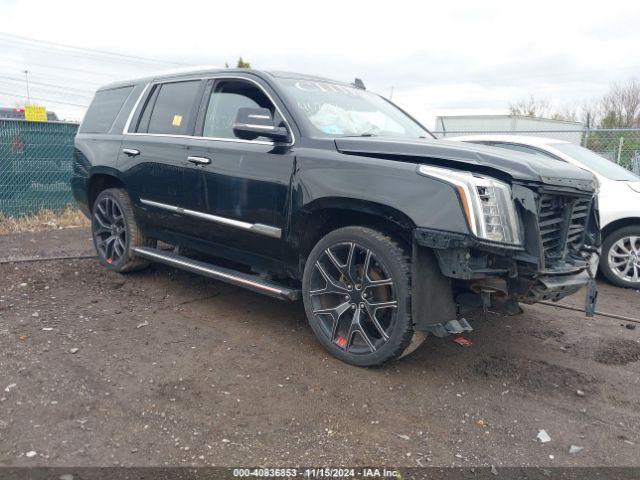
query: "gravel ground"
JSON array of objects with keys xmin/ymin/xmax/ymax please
[{"xmin": 0, "ymin": 227, "xmax": 639, "ymax": 467}]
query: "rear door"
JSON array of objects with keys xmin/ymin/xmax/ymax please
[{"xmin": 118, "ymin": 78, "xmax": 206, "ymax": 239}]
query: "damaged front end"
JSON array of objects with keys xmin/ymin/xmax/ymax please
[{"xmin": 411, "ymin": 181, "xmax": 600, "ymax": 335}]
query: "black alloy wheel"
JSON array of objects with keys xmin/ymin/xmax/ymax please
[
  {"xmin": 310, "ymin": 241, "xmax": 398, "ymax": 353},
  {"xmin": 91, "ymin": 188, "xmax": 153, "ymax": 272},
  {"xmin": 303, "ymin": 226, "xmax": 416, "ymax": 366},
  {"xmin": 93, "ymin": 196, "xmax": 127, "ymax": 265}
]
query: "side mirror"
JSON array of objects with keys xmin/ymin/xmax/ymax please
[{"xmin": 232, "ymin": 107, "xmax": 290, "ymax": 143}]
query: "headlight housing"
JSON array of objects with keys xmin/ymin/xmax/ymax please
[{"xmin": 418, "ymin": 165, "xmax": 522, "ymax": 245}]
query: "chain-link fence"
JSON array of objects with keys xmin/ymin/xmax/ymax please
[
  {"xmin": 434, "ymin": 128, "xmax": 640, "ymax": 172},
  {"xmin": 1, "ymin": 120, "xmax": 639, "ymax": 218},
  {"xmin": 0, "ymin": 119, "xmax": 79, "ymax": 217}
]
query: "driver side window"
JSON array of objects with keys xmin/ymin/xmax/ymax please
[{"xmin": 202, "ymin": 80, "xmax": 277, "ymax": 141}]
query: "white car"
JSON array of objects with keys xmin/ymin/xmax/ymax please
[{"xmin": 447, "ymin": 135, "xmax": 640, "ymax": 289}]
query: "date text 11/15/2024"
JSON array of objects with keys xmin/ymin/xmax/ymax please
[{"xmin": 232, "ymin": 467, "xmax": 401, "ymax": 478}]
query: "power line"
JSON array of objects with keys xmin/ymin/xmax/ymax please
[
  {"xmin": 0, "ymin": 76, "xmax": 94, "ymax": 94},
  {"xmin": 0, "ymin": 32, "xmax": 189, "ymax": 67},
  {"xmin": 0, "ymin": 74, "xmax": 95, "ymax": 96},
  {"xmin": 0, "ymin": 90, "xmax": 88, "ymax": 108},
  {"xmin": 0, "ymin": 79, "xmax": 94, "ymax": 101},
  {"xmin": 0, "ymin": 83, "xmax": 93, "ymax": 104},
  {"xmin": 0, "ymin": 39, "xmax": 172, "ymax": 69},
  {"xmin": 0, "ymin": 63, "xmax": 116, "ymax": 91},
  {"xmin": 0, "ymin": 55, "xmax": 126, "ymax": 79}
]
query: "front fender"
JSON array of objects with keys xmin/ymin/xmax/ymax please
[{"xmin": 294, "ymin": 150, "xmax": 470, "ymax": 233}]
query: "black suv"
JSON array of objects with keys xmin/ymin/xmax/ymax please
[{"xmin": 72, "ymin": 68, "xmax": 600, "ymax": 366}]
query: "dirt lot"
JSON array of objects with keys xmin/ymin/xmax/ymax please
[{"xmin": 0, "ymin": 227, "xmax": 639, "ymax": 467}]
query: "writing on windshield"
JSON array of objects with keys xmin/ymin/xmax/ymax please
[{"xmin": 277, "ymin": 78, "xmax": 429, "ymax": 139}]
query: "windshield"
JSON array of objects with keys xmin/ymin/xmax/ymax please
[
  {"xmin": 275, "ymin": 78, "xmax": 432, "ymax": 139},
  {"xmin": 551, "ymin": 142, "xmax": 639, "ymax": 181}
]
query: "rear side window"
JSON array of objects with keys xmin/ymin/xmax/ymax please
[
  {"xmin": 140, "ymin": 80, "xmax": 201, "ymax": 135},
  {"xmin": 80, "ymin": 86, "xmax": 134, "ymax": 133}
]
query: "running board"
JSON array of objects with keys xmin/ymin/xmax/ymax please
[{"xmin": 132, "ymin": 247, "xmax": 300, "ymax": 301}]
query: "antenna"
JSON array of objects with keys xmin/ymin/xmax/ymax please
[{"xmin": 353, "ymin": 78, "xmax": 366, "ymax": 90}]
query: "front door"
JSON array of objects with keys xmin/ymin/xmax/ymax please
[{"xmin": 187, "ymin": 77, "xmax": 296, "ymax": 262}]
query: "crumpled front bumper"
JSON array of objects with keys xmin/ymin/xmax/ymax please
[
  {"xmin": 517, "ymin": 252, "xmax": 599, "ymax": 304},
  {"xmin": 414, "ymin": 227, "xmax": 599, "ymax": 306},
  {"xmin": 521, "ymin": 269, "xmax": 590, "ymax": 303}
]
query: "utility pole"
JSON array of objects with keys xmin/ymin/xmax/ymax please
[
  {"xmin": 389, "ymin": 86, "xmax": 394, "ymax": 101},
  {"xmin": 23, "ymin": 70, "xmax": 31, "ymax": 105}
]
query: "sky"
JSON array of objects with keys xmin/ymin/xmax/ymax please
[{"xmin": 1, "ymin": 0, "xmax": 639, "ymax": 127}]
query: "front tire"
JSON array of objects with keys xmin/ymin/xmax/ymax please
[
  {"xmin": 91, "ymin": 188, "xmax": 154, "ymax": 273},
  {"xmin": 600, "ymin": 226, "xmax": 640, "ymax": 288},
  {"xmin": 302, "ymin": 226, "xmax": 418, "ymax": 367}
]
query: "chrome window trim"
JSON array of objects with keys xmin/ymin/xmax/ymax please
[
  {"xmin": 140, "ymin": 198, "xmax": 282, "ymax": 239},
  {"xmin": 124, "ymin": 132, "xmax": 276, "ymax": 146},
  {"xmin": 122, "ymin": 83, "xmax": 150, "ymax": 134},
  {"xmin": 122, "ymin": 75, "xmax": 295, "ymax": 147}
]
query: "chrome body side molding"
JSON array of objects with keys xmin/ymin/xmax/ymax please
[{"xmin": 139, "ymin": 198, "xmax": 281, "ymax": 239}]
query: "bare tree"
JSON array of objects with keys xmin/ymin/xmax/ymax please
[
  {"xmin": 578, "ymin": 100, "xmax": 600, "ymax": 128},
  {"xmin": 236, "ymin": 57, "xmax": 251, "ymax": 68},
  {"xmin": 508, "ymin": 96, "xmax": 600, "ymax": 125},
  {"xmin": 508, "ymin": 95, "xmax": 554, "ymax": 118},
  {"xmin": 550, "ymin": 105, "xmax": 579, "ymax": 123},
  {"xmin": 599, "ymin": 79, "xmax": 640, "ymax": 128}
]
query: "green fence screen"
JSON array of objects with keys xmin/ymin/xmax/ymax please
[
  {"xmin": 2, "ymin": 119, "xmax": 639, "ymax": 219},
  {"xmin": 0, "ymin": 119, "xmax": 79, "ymax": 217}
]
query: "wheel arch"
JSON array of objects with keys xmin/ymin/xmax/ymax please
[
  {"xmin": 295, "ymin": 197, "xmax": 416, "ymax": 265},
  {"xmin": 602, "ymin": 217, "xmax": 640, "ymax": 240},
  {"xmin": 87, "ymin": 167, "xmax": 127, "ymax": 211}
]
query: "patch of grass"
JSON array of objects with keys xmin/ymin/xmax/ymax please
[{"xmin": 0, "ymin": 206, "xmax": 89, "ymax": 235}]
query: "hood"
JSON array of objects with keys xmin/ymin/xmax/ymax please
[
  {"xmin": 334, "ymin": 137, "xmax": 596, "ymax": 192},
  {"xmin": 627, "ymin": 181, "xmax": 640, "ymax": 194}
]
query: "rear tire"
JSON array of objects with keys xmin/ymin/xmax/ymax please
[
  {"xmin": 600, "ymin": 226, "xmax": 640, "ymax": 288},
  {"xmin": 302, "ymin": 226, "xmax": 417, "ymax": 367},
  {"xmin": 91, "ymin": 188, "xmax": 154, "ymax": 273}
]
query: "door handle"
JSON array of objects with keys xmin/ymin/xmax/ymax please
[
  {"xmin": 187, "ymin": 156, "xmax": 211, "ymax": 165},
  {"xmin": 122, "ymin": 148, "xmax": 140, "ymax": 157}
]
